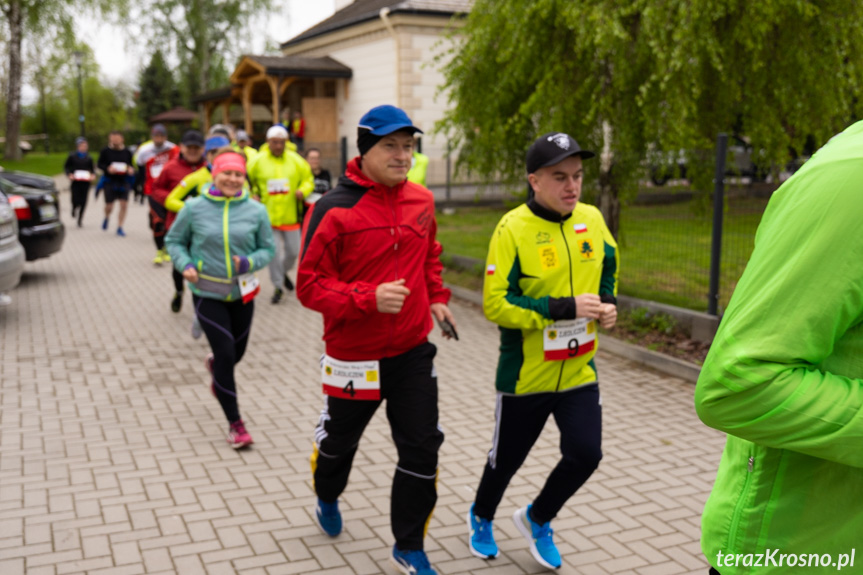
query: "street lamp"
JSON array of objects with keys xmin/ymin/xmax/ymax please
[{"xmin": 72, "ymin": 51, "xmax": 85, "ymax": 138}]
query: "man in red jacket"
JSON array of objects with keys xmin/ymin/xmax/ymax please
[
  {"xmin": 297, "ymin": 105, "xmax": 455, "ymax": 575},
  {"xmin": 152, "ymin": 130, "xmax": 206, "ymax": 313}
]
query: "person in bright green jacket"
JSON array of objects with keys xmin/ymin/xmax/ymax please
[
  {"xmin": 468, "ymin": 133, "xmax": 618, "ymax": 570},
  {"xmin": 695, "ymin": 122, "xmax": 863, "ymax": 574},
  {"xmin": 166, "ymin": 150, "xmax": 275, "ymax": 450},
  {"xmin": 246, "ymin": 124, "xmax": 313, "ymax": 304},
  {"xmin": 406, "ymin": 150, "xmax": 429, "ymax": 186}
]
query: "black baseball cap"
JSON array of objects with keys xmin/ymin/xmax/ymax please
[
  {"xmin": 526, "ymin": 132, "xmax": 595, "ymax": 173},
  {"xmin": 181, "ymin": 130, "xmax": 205, "ymax": 147}
]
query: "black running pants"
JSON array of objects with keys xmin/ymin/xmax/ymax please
[
  {"xmin": 473, "ymin": 383, "xmax": 602, "ymax": 525},
  {"xmin": 312, "ymin": 342, "xmax": 444, "ymax": 551}
]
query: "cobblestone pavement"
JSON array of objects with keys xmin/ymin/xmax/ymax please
[{"xmin": 0, "ymin": 189, "xmax": 726, "ymax": 574}]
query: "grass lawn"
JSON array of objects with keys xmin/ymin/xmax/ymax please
[
  {"xmin": 0, "ymin": 152, "xmax": 80, "ymax": 177},
  {"xmin": 436, "ymin": 198, "xmax": 765, "ymax": 312}
]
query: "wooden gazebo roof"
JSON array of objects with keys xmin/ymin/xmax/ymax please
[{"xmin": 148, "ymin": 106, "xmax": 198, "ymax": 123}]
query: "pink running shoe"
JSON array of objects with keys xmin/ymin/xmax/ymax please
[
  {"xmin": 227, "ymin": 420, "xmax": 253, "ymax": 449},
  {"xmin": 205, "ymin": 353, "xmax": 215, "ymax": 397}
]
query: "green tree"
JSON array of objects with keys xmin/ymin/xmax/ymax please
[
  {"xmin": 137, "ymin": 49, "xmax": 180, "ymax": 123},
  {"xmin": 437, "ymin": 0, "xmax": 863, "ymax": 236},
  {"xmin": 1, "ymin": 0, "xmax": 119, "ymax": 159},
  {"xmin": 133, "ymin": 0, "xmax": 273, "ymax": 104}
]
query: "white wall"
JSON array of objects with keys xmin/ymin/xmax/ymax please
[
  {"xmin": 404, "ymin": 31, "xmax": 458, "ymax": 185},
  {"xmin": 328, "ymin": 36, "xmax": 398, "ymax": 160}
]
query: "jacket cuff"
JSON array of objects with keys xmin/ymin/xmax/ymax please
[
  {"xmin": 237, "ymin": 256, "xmax": 250, "ymax": 274},
  {"xmin": 548, "ymin": 297, "xmax": 576, "ymax": 320},
  {"xmin": 600, "ymin": 294, "xmax": 617, "ymax": 305}
]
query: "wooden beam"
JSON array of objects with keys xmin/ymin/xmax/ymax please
[
  {"xmin": 221, "ymin": 100, "xmax": 230, "ymax": 125},
  {"xmin": 203, "ymin": 102, "xmax": 214, "ymax": 133},
  {"xmin": 243, "ymin": 82, "xmax": 254, "ymax": 134},
  {"xmin": 267, "ymin": 76, "xmax": 280, "ymax": 126}
]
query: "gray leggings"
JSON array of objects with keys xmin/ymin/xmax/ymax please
[{"xmin": 269, "ymin": 228, "xmax": 300, "ymax": 289}]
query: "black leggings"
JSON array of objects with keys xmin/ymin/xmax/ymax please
[
  {"xmin": 71, "ymin": 182, "xmax": 89, "ymax": 224},
  {"xmin": 173, "ymin": 269, "xmax": 184, "ymax": 294},
  {"xmin": 193, "ymin": 295, "xmax": 254, "ymax": 424},
  {"xmin": 313, "ymin": 342, "xmax": 444, "ymax": 550},
  {"xmin": 149, "ymin": 197, "xmax": 167, "ymax": 250},
  {"xmin": 473, "ymin": 383, "xmax": 602, "ymax": 525}
]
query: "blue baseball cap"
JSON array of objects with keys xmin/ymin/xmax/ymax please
[
  {"xmin": 205, "ymin": 136, "xmax": 230, "ymax": 152},
  {"xmin": 358, "ymin": 105, "xmax": 422, "ymax": 136}
]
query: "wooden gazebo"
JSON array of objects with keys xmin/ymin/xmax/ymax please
[{"xmin": 193, "ymin": 55, "xmax": 352, "ymax": 137}]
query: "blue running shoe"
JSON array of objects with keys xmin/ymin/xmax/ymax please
[
  {"xmin": 315, "ymin": 499, "xmax": 342, "ymax": 537},
  {"xmin": 101, "ymin": 218, "xmax": 108, "ymax": 230},
  {"xmin": 468, "ymin": 504, "xmax": 499, "ymax": 559},
  {"xmin": 116, "ymin": 227, "xmax": 126, "ymax": 237},
  {"xmin": 390, "ymin": 546, "xmax": 437, "ymax": 575},
  {"xmin": 513, "ymin": 505, "xmax": 561, "ymax": 569}
]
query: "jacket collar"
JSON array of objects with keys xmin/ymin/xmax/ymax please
[
  {"xmin": 527, "ymin": 197, "xmax": 572, "ymax": 223},
  {"xmin": 201, "ymin": 182, "xmax": 250, "ymax": 203},
  {"xmin": 344, "ymin": 156, "xmax": 408, "ymax": 194}
]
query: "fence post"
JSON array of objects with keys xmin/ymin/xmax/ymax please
[
  {"xmin": 708, "ymin": 133, "xmax": 728, "ymax": 316},
  {"xmin": 340, "ymin": 136, "xmax": 347, "ymax": 176}
]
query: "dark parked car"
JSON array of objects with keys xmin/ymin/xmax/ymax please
[{"xmin": 0, "ymin": 171, "xmax": 65, "ymax": 261}]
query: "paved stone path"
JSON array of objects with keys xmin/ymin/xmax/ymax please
[{"xmin": 0, "ymin": 188, "xmax": 726, "ymax": 574}]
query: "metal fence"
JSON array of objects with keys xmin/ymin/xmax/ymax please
[{"xmin": 616, "ymin": 185, "xmax": 771, "ymax": 313}]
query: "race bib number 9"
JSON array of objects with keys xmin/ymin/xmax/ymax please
[
  {"xmin": 543, "ymin": 319, "xmax": 596, "ymax": 361},
  {"xmin": 322, "ymin": 355, "xmax": 381, "ymax": 400}
]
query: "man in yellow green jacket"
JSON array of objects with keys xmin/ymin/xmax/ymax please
[
  {"xmin": 695, "ymin": 122, "xmax": 863, "ymax": 574},
  {"xmin": 246, "ymin": 124, "xmax": 314, "ymax": 304},
  {"xmin": 468, "ymin": 132, "xmax": 618, "ymax": 570}
]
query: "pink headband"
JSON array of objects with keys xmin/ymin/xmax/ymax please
[{"xmin": 212, "ymin": 152, "xmax": 247, "ymax": 177}]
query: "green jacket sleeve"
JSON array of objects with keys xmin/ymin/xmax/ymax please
[
  {"xmin": 165, "ymin": 203, "xmax": 194, "ymax": 272},
  {"xmin": 247, "ymin": 155, "xmax": 263, "ymax": 200},
  {"xmin": 166, "ymin": 176, "xmax": 199, "ymax": 213},
  {"xmin": 295, "ymin": 156, "xmax": 314, "ymax": 197},
  {"xmin": 695, "ymin": 151, "xmax": 863, "ymax": 468},
  {"xmin": 246, "ymin": 208, "xmax": 276, "ymax": 271},
  {"xmin": 598, "ymin": 215, "xmax": 619, "ymax": 300},
  {"xmin": 483, "ymin": 214, "xmax": 553, "ymax": 330}
]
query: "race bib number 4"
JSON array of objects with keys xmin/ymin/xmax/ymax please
[
  {"xmin": 322, "ymin": 356, "xmax": 381, "ymax": 400},
  {"xmin": 543, "ymin": 319, "xmax": 596, "ymax": 361}
]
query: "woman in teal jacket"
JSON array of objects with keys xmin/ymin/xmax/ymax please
[{"xmin": 166, "ymin": 150, "xmax": 275, "ymax": 449}]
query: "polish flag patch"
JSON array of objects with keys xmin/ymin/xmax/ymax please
[
  {"xmin": 574, "ymin": 223, "xmax": 588, "ymax": 233},
  {"xmin": 486, "ymin": 264, "xmax": 496, "ymax": 275}
]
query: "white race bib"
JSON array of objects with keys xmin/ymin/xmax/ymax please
[
  {"xmin": 238, "ymin": 273, "xmax": 260, "ymax": 304},
  {"xmin": 73, "ymin": 170, "xmax": 90, "ymax": 181},
  {"xmin": 543, "ymin": 319, "xmax": 596, "ymax": 361},
  {"xmin": 267, "ymin": 179, "xmax": 288, "ymax": 194},
  {"xmin": 321, "ymin": 355, "xmax": 381, "ymax": 401},
  {"xmin": 109, "ymin": 162, "xmax": 128, "ymax": 174}
]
